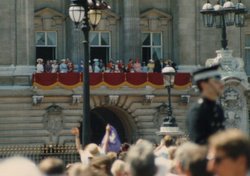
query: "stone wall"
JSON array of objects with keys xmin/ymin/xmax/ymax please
[{"xmin": 0, "ymin": 86, "xmax": 195, "ymax": 146}]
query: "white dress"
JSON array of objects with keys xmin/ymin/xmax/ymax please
[
  {"xmin": 51, "ymin": 64, "xmax": 58, "ymax": 73},
  {"xmin": 36, "ymin": 64, "xmax": 44, "ymax": 73}
]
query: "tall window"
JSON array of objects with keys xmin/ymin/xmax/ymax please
[
  {"xmin": 90, "ymin": 32, "xmax": 111, "ymax": 65},
  {"xmin": 245, "ymin": 34, "xmax": 250, "ymax": 75},
  {"xmin": 142, "ymin": 32, "xmax": 162, "ymax": 63},
  {"xmin": 35, "ymin": 31, "xmax": 57, "ymax": 62}
]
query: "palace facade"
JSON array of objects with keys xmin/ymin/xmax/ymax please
[{"xmin": 0, "ymin": 0, "xmax": 249, "ymax": 146}]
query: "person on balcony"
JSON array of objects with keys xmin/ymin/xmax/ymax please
[
  {"xmin": 59, "ymin": 59, "xmax": 68, "ymax": 73},
  {"xmin": 118, "ymin": 60, "xmax": 125, "ymax": 73},
  {"xmin": 126, "ymin": 59, "xmax": 134, "ymax": 73},
  {"xmin": 36, "ymin": 58, "xmax": 44, "ymax": 73},
  {"xmin": 141, "ymin": 62, "xmax": 148, "ymax": 73},
  {"xmin": 67, "ymin": 59, "xmax": 74, "ymax": 72},
  {"xmin": 93, "ymin": 58, "xmax": 101, "ymax": 73},
  {"xmin": 147, "ymin": 59, "xmax": 155, "ymax": 72},
  {"xmin": 44, "ymin": 60, "xmax": 52, "ymax": 73},
  {"xmin": 51, "ymin": 60, "xmax": 59, "ymax": 73},
  {"xmin": 114, "ymin": 60, "xmax": 120, "ymax": 73},
  {"xmin": 134, "ymin": 58, "xmax": 142, "ymax": 72},
  {"xmin": 107, "ymin": 60, "xmax": 114, "ymax": 73},
  {"xmin": 99, "ymin": 59, "xmax": 105, "ymax": 72},
  {"xmin": 153, "ymin": 59, "xmax": 162, "ymax": 73},
  {"xmin": 89, "ymin": 60, "xmax": 93, "ymax": 73}
]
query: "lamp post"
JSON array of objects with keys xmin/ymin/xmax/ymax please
[
  {"xmin": 69, "ymin": 0, "xmax": 110, "ymax": 145},
  {"xmin": 201, "ymin": 0, "xmax": 247, "ymax": 50},
  {"xmin": 157, "ymin": 65, "xmax": 182, "ymax": 136}
]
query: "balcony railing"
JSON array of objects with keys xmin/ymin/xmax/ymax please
[{"xmin": 32, "ymin": 72, "xmax": 191, "ymax": 90}]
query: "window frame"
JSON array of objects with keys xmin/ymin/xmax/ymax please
[
  {"xmin": 244, "ymin": 34, "xmax": 250, "ymax": 75},
  {"xmin": 90, "ymin": 31, "xmax": 111, "ymax": 48},
  {"xmin": 142, "ymin": 32, "xmax": 163, "ymax": 60},
  {"xmin": 90, "ymin": 31, "xmax": 111, "ymax": 63},
  {"xmin": 35, "ymin": 31, "xmax": 57, "ymax": 47}
]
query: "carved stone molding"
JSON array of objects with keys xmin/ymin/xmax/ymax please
[
  {"xmin": 35, "ymin": 8, "xmax": 65, "ymax": 30},
  {"xmin": 43, "ymin": 105, "xmax": 64, "ymax": 144},
  {"xmin": 220, "ymin": 86, "xmax": 244, "ymax": 129},
  {"xmin": 72, "ymin": 95, "xmax": 81, "ymax": 105},
  {"xmin": 32, "ymin": 95, "xmax": 44, "ymax": 105},
  {"xmin": 180, "ymin": 95, "xmax": 191, "ymax": 104},
  {"xmin": 144, "ymin": 95, "xmax": 155, "ymax": 104},
  {"xmin": 108, "ymin": 95, "xmax": 120, "ymax": 105},
  {"xmin": 140, "ymin": 8, "xmax": 172, "ymax": 31}
]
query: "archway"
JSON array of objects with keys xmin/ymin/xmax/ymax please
[{"xmin": 89, "ymin": 106, "xmax": 137, "ymax": 144}]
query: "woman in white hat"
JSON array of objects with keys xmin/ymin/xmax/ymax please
[
  {"xmin": 36, "ymin": 58, "xmax": 44, "ymax": 73},
  {"xmin": 59, "ymin": 59, "xmax": 68, "ymax": 73}
]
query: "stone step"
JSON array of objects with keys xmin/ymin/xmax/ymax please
[
  {"xmin": 132, "ymin": 109, "xmax": 157, "ymax": 116},
  {"xmin": 0, "ymin": 124, "xmax": 44, "ymax": 130},
  {"xmin": 0, "ymin": 110, "xmax": 45, "ymax": 117},
  {"xmin": 0, "ymin": 130, "xmax": 50, "ymax": 137},
  {"xmin": 136, "ymin": 122, "xmax": 156, "ymax": 128},
  {"xmin": 135, "ymin": 116, "xmax": 154, "ymax": 122}
]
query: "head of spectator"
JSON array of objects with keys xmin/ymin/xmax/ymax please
[
  {"xmin": 111, "ymin": 160, "xmax": 126, "ymax": 176},
  {"xmin": 207, "ymin": 129, "xmax": 250, "ymax": 176},
  {"xmin": 163, "ymin": 135, "xmax": 174, "ymax": 148},
  {"xmin": 37, "ymin": 58, "xmax": 43, "ymax": 64},
  {"xmin": 126, "ymin": 140, "xmax": 157, "ymax": 176},
  {"xmin": 90, "ymin": 155, "xmax": 112, "ymax": 176},
  {"xmin": 175, "ymin": 137, "xmax": 188, "ymax": 146},
  {"xmin": 84, "ymin": 143, "xmax": 101, "ymax": 160},
  {"xmin": 120, "ymin": 143, "xmax": 130, "ymax": 152},
  {"xmin": 107, "ymin": 152, "xmax": 117, "ymax": 163},
  {"xmin": 68, "ymin": 164, "xmax": 107, "ymax": 176},
  {"xmin": 0, "ymin": 157, "xmax": 43, "ymax": 176},
  {"xmin": 66, "ymin": 162, "xmax": 88, "ymax": 176},
  {"xmin": 175, "ymin": 142, "xmax": 212, "ymax": 176},
  {"xmin": 118, "ymin": 151, "xmax": 127, "ymax": 161},
  {"xmin": 39, "ymin": 157, "xmax": 65, "ymax": 176}
]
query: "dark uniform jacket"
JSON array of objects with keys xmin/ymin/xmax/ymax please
[{"xmin": 187, "ymin": 97, "xmax": 225, "ymax": 145}]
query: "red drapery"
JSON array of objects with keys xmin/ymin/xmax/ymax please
[{"xmin": 32, "ymin": 72, "xmax": 191, "ymax": 90}]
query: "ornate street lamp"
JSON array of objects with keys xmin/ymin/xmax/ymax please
[
  {"xmin": 200, "ymin": 0, "xmax": 247, "ymax": 50},
  {"xmin": 157, "ymin": 65, "xmax": 183, "ymax": 136},
  {"xmin": 69, "ymin": 0, "xmax": 109, "ymax": 145}
]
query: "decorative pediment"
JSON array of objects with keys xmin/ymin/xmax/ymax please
[
  {"xmin": 140, "ymin": 8, "xmax": 172, "ymax": 20},
  {"xmin": 34, "ymin": 8, "xmax": 65, "ymax": 30},
  {"xmin": 35, "ymin": 8, "xmax": 65, "ymax": 18},
  {"xmin": 102, "ymin": 10, "xmax": 120, "ymax": 20},
  {"xmin": 140, "ymin": 8, "xmax": 172, "ymax": 31},
  {"xmin": 95, "ymin": 10, "xmax": 120, "ymax": 30}
]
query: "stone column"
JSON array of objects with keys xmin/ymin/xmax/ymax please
[
  {"xmin": 123, "ymin": 0, "xmax": 140, "ymax": 63},
  {"xmin": 0, "ymin": 0, "xmax": 16, "ymax": 65},
  {"xmin": 206, "ymin": 50, "xmax": 249, "ymax": 134},
  {"xmin": 16, "ymin": 0, "xmax": 35, "ymax": 65}
]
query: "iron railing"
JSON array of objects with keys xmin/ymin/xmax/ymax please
[{"xmin": 0, "ymin": 145, "xmax": 80, "ymax": 164}]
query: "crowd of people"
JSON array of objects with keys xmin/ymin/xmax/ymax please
[
  {"xmin": 35, "ymin": 58, "xmax": 177, "ymax": 74},
  {"xmin": 0, "ymin": 128, "xmax": 249, "ymax": 176}
]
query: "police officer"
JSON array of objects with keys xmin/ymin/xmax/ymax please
[{"xmin": 187, "ymin": 64, "xmax": 225, "ymax": 145}]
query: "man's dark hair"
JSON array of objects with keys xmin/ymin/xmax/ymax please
[
  {"xmin": 121, "ymin": 143, "xmax": 130, "ymax": 152},
  {"xmin": 209, "ymin": 129, "xmax": 250, "ymax": 169}
]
